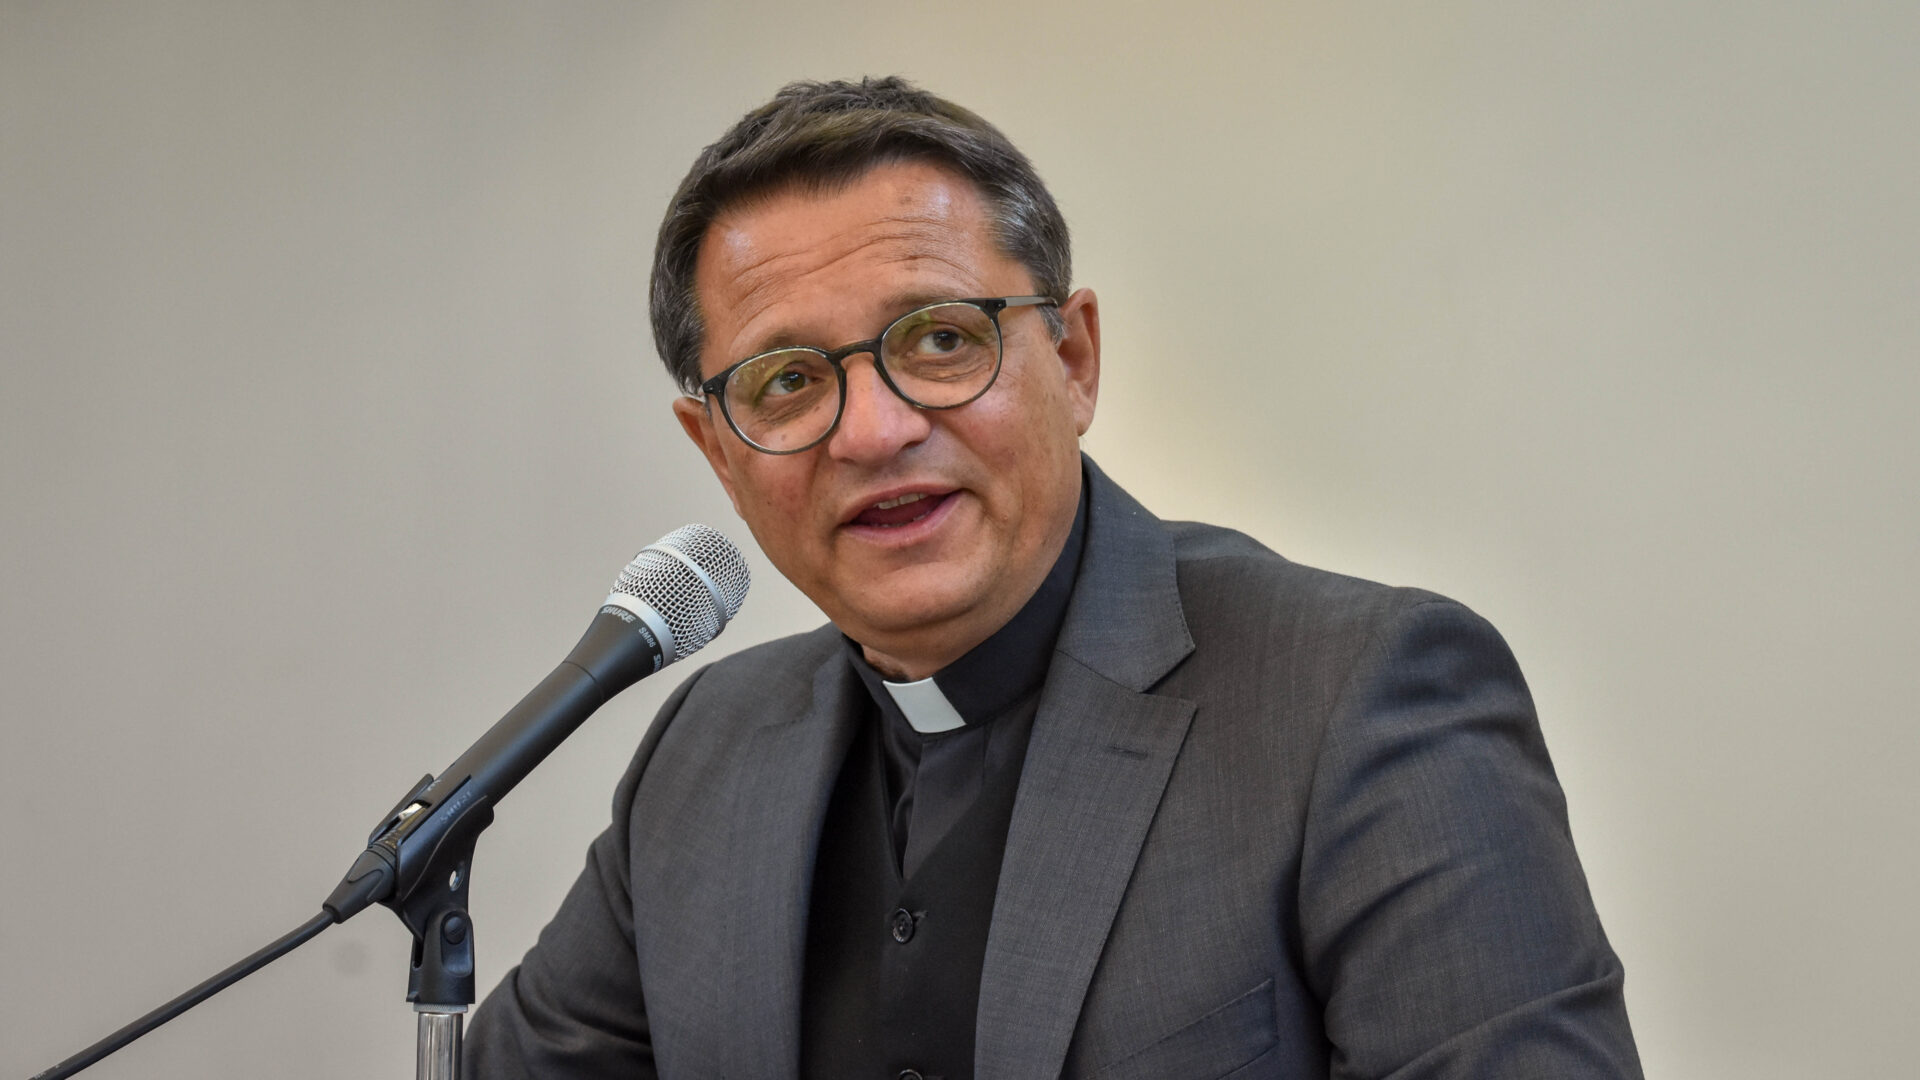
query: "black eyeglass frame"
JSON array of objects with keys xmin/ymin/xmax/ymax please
[{"xmin": 695, "ymin": 295, "xmax": 1059, "ymax": 455}]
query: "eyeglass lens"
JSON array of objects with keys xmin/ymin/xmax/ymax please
[{"xmin": 722, "ymin": 301, "xmax": 1002, "ymax": 451}]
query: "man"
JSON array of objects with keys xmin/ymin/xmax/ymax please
[{"xmin": 466, "ymin": 77, "xmax": 1643, "ymax": 1079}]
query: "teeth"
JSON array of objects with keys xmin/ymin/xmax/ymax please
[{"xmin": 871, "ymin": 492, "xmax": 929, "ymax": 510}]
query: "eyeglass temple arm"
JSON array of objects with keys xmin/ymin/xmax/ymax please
[{"xmin": 996, "ymin": 294, "xmax": 1057, "ymax": 309}]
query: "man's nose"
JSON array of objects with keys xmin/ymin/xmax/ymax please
[{"xmin": 827, "ymin": 352, "xmax": 931, "ymax": 463}]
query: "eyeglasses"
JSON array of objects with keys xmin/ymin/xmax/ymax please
[{"xmin": 696, "ymin": 295, "xmax": 1058, "ymax": 455}]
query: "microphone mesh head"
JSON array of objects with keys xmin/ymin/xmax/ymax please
[{"xmin": 610, "ymin": 525, "xmax": 750, "ymax": 661}]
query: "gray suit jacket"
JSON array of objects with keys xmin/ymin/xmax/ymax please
[{"xmin": 466, "ymin": 461, "xmax": 1642, "ymax": 1079}]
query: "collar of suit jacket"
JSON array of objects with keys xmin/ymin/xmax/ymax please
[{"xmin": 1055, "ymin": 455, "xmax": 1195, "ymax": 693}]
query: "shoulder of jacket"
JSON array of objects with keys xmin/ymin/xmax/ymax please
[{"xmin": 1160, "ymin": 518, "xmax": 1463, "ymax": 637}]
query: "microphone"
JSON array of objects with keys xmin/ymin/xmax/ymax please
[{"xmin": 324, "ymin": 525, "xmax": 750, "ymax": 922}]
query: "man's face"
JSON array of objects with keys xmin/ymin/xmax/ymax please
[{"xmin": 672, "ymin": 159, "xmax": 1100, "ymax": 677}]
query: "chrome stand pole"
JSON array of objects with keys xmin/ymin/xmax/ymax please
[{"xmin": 415, "ymin": 1004, "xmax": 465, "ymax": 1080}]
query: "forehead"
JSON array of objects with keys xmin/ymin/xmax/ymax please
[{"xmin": 693, "ymin": 161, "xmax": 1008, "ymax": 366}]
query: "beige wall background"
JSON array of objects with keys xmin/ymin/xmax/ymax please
[{"xmin": 4, "ymin": 2, "xmax": 1913, "ymax": 1076}]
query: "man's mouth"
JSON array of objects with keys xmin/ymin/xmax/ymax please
[{"xmin": 849, "ymin": 491, "xmax": 953, "ymax": 528}]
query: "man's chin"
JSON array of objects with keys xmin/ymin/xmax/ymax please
[
  {"xmin": 826, "ymin": 570, "xmax": 988, "ymax": 647},
  {"xmin": 842, "ymin": 593, "xmax": 975, "ymax": 637}
]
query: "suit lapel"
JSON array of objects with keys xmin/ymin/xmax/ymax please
[
  {"xmin": 717, "ymin": 653, "xmax": 863, "ymax": 1079},
  {"xmin": 974, "ymin": 660, "xmax": 1195, "ymax": 1078},
  {"xmin": 975, "ymin": 460, "xmax": 1197, "ymax": 1079}
]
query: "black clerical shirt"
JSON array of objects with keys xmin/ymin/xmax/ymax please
[
  {"xmin": 799, "ymin": 486, "xmax": 1088, "ymax": 1080},
  {"xmin": 850, "ymin": 488, "xmax": 1088, "ymax": 878}
]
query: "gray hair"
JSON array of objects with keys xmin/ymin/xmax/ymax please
[{"xmin": 650, "ymin": 76, "xmax": 1072, "ymax": 393}]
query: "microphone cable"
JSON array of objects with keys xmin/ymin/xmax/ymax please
[{"xmin": 31, "ymin": 909, "xmax": 338, "ymax": 1080}]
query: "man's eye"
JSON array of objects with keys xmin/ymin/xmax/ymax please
[
  {"xmin": 763, "ymin": 367, "xmax": 812, "ymax": 396},
  {"xmin": 905, "ymin": 323, "xmax": 988, "ymax": 358},
  {"xmin": 915, "ymin": 327, "xmax": 965, "ymax": 354},
  {"xmin": 739, "ymin": 353, "xmax": 829, "ymax": 407}
]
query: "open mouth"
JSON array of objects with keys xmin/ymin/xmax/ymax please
[{"xmin": 848, "ymin": 490, "xmax": 954, "ymax": 529}]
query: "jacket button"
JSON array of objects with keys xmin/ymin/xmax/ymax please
[
  {"xmin": 889, "ymin": 908, "xmax": 915, "ymax": 943},
  {"xmin": 897, "ymin": 1071, "xmax": 924, "ymax": 1080}
]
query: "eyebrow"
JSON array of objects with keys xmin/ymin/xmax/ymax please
[{"xmin": 738, "ymin": 289, "xmax": 979, "ymax": 358}]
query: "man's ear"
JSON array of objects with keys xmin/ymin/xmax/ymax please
[
  {"xmin": 673, "ymin": 396, "xmax": 744, "ymax": 515},
  {"xmin": 1053, "ymin": 288, "xmax": 1101, "ymax": 436}
]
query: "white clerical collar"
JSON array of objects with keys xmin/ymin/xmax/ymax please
[{"xmin": 880, "ymin": 676, "xmax": 968, "ymax": 734}]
